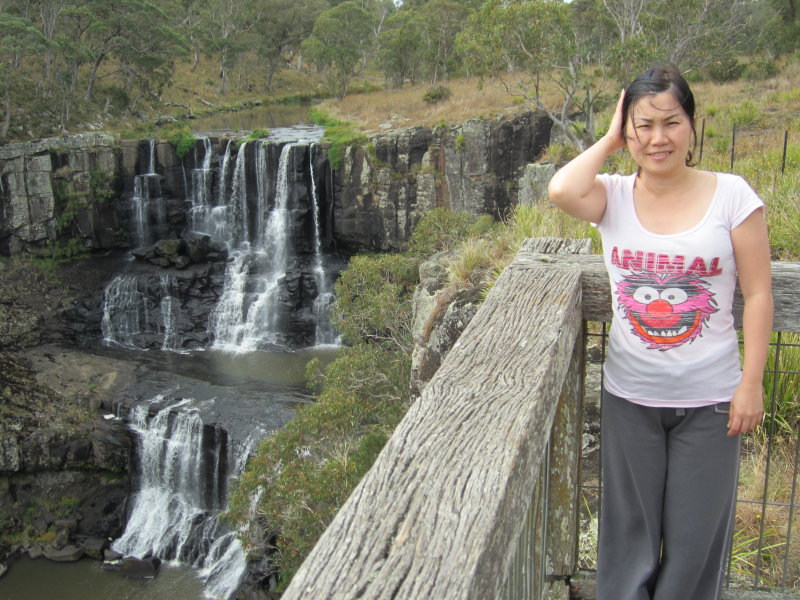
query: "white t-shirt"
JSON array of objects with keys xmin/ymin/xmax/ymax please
[{"xmin": 597, "ymin": 172, "xmax": 764, "ymax": 407}]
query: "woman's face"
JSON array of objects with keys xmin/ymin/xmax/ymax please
[{"xmin": 624, "ymin": 91, "xmax": 694, "ymax": 175}]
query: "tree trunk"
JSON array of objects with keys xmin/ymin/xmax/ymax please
[
  {"xmin": 85, "ymin": 54, "xmax": 105, "ymax": 102},
  {"xmin": 1, "ymin": 87, "xmax": 10, "ymax": 139},
  {"xmin": 219, "ymin": 47, "xmax": 228, "ymax": 95}
]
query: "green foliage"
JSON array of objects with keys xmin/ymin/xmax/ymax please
[
  {"xmin": 706, "ymin": 58, "xmax": 746, "ymax": 83},
  {"xmin": 762, "ymin": 333, "xmax": 800, "ymax": 437},
  {"xmin": 161, "ymin": 123, "xmax": 196, "ymax": 159},
  {"xmin": 765, "ymin": 171, "xmax": 800, "ymax": 262},
  {"xmin": 422, "ymin": 85, "xmax": 452, "ymax": 105},
  {"xmin": 377, "ymin": 10, "xmax": 426, "ymax": 87},
  {"xmin": 301, "ymin": 1, "xmax": 372, "ymax": 98},
  {"xmin": 310, "ymin": 108, "xmax": 367, "ymax": 169},
  {"xmin": 331, "ymin": 253, "xmax": 418, "ymax": 349},
  {"xmin": 418, "ymin": 0, "xmax": 470, "ymax": 82},
  {"xmin": 255, "ymin": 0, "xmax": 328, "ymax": 92},
  {"xmin": 89, "ymin": 169, "xmax": 114, "ymax": 201},
  {"xmin": 56, "ymin": 496, "xmax": 80, "ymax": 517},
  {"xmin": 743, "ymin": 57, "xmax": 780, "ymax": 81},
  {"xmin": 406, "ymin": 208, "xmax": 481, "ymax": 256},
  {"xmin": 728, "ymin": 100, "xmax": 763, "ymax": 127},
  {"xmin": 119, "ymin": 123, "xmax": 157, "ymax": 140},
  {"xmin": 605, "ymin": 35, "xmax": 661, "ymax": 87},
  {"xmin": 248, "ymin": 128, "xmax": 270, "ymax": 140},
  {"xmin": 0, "ymin": 12, "xmax": 48, "ymax": 139}
]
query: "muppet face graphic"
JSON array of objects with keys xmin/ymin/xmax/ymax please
[{"xmin": 616, "ymin": 271, "xmax": 718, "ymax": 351}]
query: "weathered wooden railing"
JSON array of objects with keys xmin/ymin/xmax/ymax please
[{"xmin": 281, "ymin": 238, "xmax": 800, "ymax": 600}]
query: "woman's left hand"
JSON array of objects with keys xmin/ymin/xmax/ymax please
[{"xmin": 727, "ymin": 382, "xmax": 764, "ymax": 436}]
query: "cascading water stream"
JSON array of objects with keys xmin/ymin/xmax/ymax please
[
  {"xmin": 92, "ymin": 126, "xmax": 338, "ymax": 600},
  {"xmin": 105, "ymin": 129, "xmax": 338, "ymax": 353},
  {"xmin": 189, "ymin": 137, "xmax": 215, "ymax": 234},
  {"xmin": 160, "ymin": 275, "xmax": 180, "ymax": 352},
  {"xmin": 308, "ymin": 145, "xmax": 339, "ymax": 345},
  {"xmin": 131, "ymin": 139, "xmax": 167, "ymax": 248},
  {"xmin": 112, "ymin": 394, "xmax": 267, "ymax": 600},
  {"xmin": 210, "ymin": 142, "xmax": 296, "ymax": 351},
  {"xmin": 101, "ymin": 274, "xmax": 180, "ymax": 350}
]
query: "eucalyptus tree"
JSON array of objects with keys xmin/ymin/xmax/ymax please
[
  {"xmin": 60, "ymin": 0, "xmax": 186, "ymax": 103},
  {"xmin": 360, "ymin": 0, "xmax": 396, "ymax": 40},
  {"xmin": 302, "ymin": 1, "xmax": 372, "ymax": 98},
  {"xmin": 600, "ymin": 0, "xmax": 757, "ymax": 83},
  {"xmin": 764, "ymin": 0, "xmax": 800, "ymax": 54},
  {"xmin": 377, "ymin": 9, "xmax": 425, "ymax": 87},
  {"xmin": 196, "ymin": 0, "xmax": 259, "ymax": 94},
  {"xmin": 12, "ymin": 0, "xmax": 68, "ymax": 84},
  {"xmin": 457, "ymin": 0, "xmax": 605, "ymax": 149},
  {"xmin": 0, "ymin": 11, "xmax": 47, "ymax": 138},
  {"xmin": 419, "ymin": 0, "xmax": 469, "ymax": 83},
  {"xmin": 254, "ymin": 0, "xmax": 328, "ymax": 92}
]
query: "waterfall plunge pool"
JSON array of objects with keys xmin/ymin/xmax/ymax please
[
  {"xmin": 0, "ymin": 345, "xmax": 340, "ymax": 600},
  {"xmin": 0, "ymin": 556, "xmax": 205, "ymax": 600}
]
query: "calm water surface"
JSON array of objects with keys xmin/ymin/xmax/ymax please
[
  {"xmin": 0, "ymin": 557, "xmax": 205, "ymax": 600},
  {"xmin": 189, "ymin": 103, "xmax": 316, "ymax": 134}
]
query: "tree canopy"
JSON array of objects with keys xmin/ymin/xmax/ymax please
[{"xmin": 0, "ymin": 0, "xmax": 795, "ymax": 142}]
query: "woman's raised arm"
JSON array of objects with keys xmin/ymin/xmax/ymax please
[{"xmin": 547, "ymin": 91, "xmax": 627, "ymax": 223}]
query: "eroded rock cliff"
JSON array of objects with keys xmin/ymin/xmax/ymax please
[
  {"xmin": 332, "ymin": 110, "xmax": 553, "ymax": 252},
  {"xmin": 0, "ymin": 349, "xmax": 132, "ymax": 565}
]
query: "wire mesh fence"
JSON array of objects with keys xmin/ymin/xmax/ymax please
[
  {"xmin": 697, "ymin": 120, "xmax": 793, "ymax": 189},
  {"xmin": 578, "ymin": 324, "xmax": 800, "ymax": 592}
]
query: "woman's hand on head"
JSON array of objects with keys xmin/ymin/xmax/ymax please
[
  {"xmin": 603, "ymin": 90, "xmax": 628, "ymax": 152},
  {"xmin": 727, "ymin": 382, "xmax": 764, "ymax": 437}
]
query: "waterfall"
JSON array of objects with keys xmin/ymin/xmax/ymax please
[
  {"xmin": 112, "ymin": 395, "xmax": 264, "ymax": 600},
  {"xmin": 131, "ymin": 139, "xmax": 166, "ymax": 248},
  {"xmin": 254, "ymin": 142, "xmax": 270, "ymax": 249},
  {"xmin": 230, "ymin": 141, "xmax": 250, "ymax": 248},
  {"xmin": 189, "ymin": 137, "xmax": 215, "ymax": 234},
  {"xmin": 101, "ymin": 274, "xmax": 180, "ymax": 350},
  {"xmin": 103, "ymin": 128, "xmax": 340, "ymax": 352},
  {"xmin": 160, "ymin": 275, "xmax": 180, "ymax": 352},
  {"xmin": 210, "ymin": 143, "xmax": 296, "ymax": 352},
  {"xmin": 101, "ymin": 275, "xmax": 155, "ymax": 348},
  {"xmin": 309, "ymin": 146, "xmax": 339, "ymax": 345}
]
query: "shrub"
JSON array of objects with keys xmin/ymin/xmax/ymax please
[
  {"xmin": 706, "ymin": 58, "xmax": 745, "ymax": 82},
  {"xmin": 161, "ymin": 122, "xmax": 196, "ymax": 159},
  {"xmin": 743, "ymin": 58, "xmax": 779, "ymax": 81},
  {"xmin": 728, "ymin": 100, "xmax": 762, "ymax": 127},
  {"xmin": 310, "ymin": 108, "xmax": 367, "ymax": 170},
  {"xmin": 331, "ymin": 253, "xmax": 418, "ymax": 348},
  {"xmin": 406, "ymin": 207, "xmax": 481, "ymax": 256},
  {"xmin": 422, "ymin": 85, "xmax": 452, "ymax": 105}
]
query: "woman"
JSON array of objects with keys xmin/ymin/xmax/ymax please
[{"xmin": 548, "ymin": 66, "xmax": 773, "ymax": 599}]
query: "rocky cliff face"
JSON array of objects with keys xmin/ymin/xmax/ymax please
[
  {"xmin": 0, "ymin": 349, "xmax": 132, "ymax": 565},
  {"xmin": 1, "ymin": 111, "xmax": 552, "ymax": 258},
  {"xmin": 332, "ymin": 110, "xmax": 553, "ymax": 252}
]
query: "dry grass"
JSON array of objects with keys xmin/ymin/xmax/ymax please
[
  {"xmin": 316, "ymin": 61, "xmax": 800, "ymax": 137},
  {"xmin": 733, "ymin": 436, "xmax": 800, "ymax": 589},
  {"xmin": 315, "ymin": 76, "xmax": 560, "ymax": 133}
]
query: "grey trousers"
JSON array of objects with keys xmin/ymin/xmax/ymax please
[{"xmin": 597, "ymin": 389, "xmax": 741, "ymax": 600}]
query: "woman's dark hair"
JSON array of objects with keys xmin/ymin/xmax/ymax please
[{"xmin": 622, "ymin": 65, "xmax": 698, "ymax": 165}]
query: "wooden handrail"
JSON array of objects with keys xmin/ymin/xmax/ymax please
[
  {"xmin": 281, "ymin": 239, "xmax": 588, "ymax": 599},
  {"xmin": 515, "ymin": 239, "xmax": 800, "ymax": 332},
  {"xmin": 281, "ymin": 239, "xmax": 800, "ymax": 600}
]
